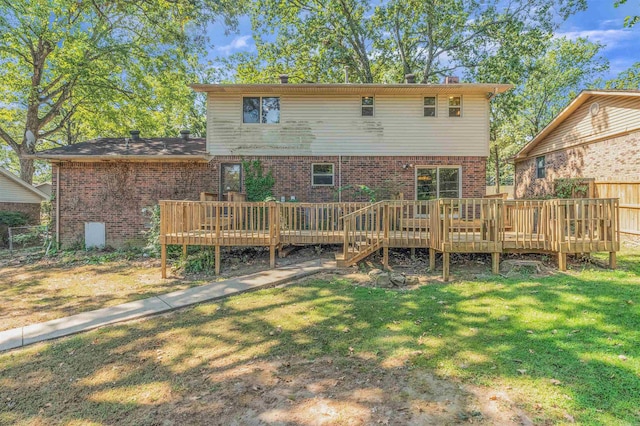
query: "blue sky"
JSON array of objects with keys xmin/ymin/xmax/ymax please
[{"xmin": 206, "ymin": 0, "xmax": 640, "ymax": 81}]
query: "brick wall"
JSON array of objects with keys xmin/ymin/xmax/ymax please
[
  {"xmin": 53, "ymin": 155, "xmax": 486, "ymax": 248},
  {"xmin": 515, "ymin": 130, "xmax": 640, "ymax": 198}
]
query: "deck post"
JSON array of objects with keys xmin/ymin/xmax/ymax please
[
  {"xmin": 558, "ymin": 252, "xmax": 567, "ymax": 271},
  {"xmin": 270, "ymin": 245, "xmax": 276, "ymax": 269},
  {"xmin": 609, "ymin": 251, "xmax": 617, "ymax": 269},
  {"xmin": 410, "ymin": 248, "xmax": 416, "ymax": 259},
  {"xmin": 442, "ymin": 252, "xmax": 450, "ymax": 281},
  {"xmin": 491, "ymin": 252, "xmax": 500, "ymax": 274},
  {"xmin": 382, "ymin": 246, "xmax": 389, "ymax": 270},
  {"xmin": 215, "ymin": 244, "xmax": 221, "ymax": 275},
  {"xmin": 429, "ymin": 248, "xmax": 436, "ymax": 272},
  {"xmin": 161, "ymin": 244, "xmax": 167, "ymax": 279},
  {"xmin": 182, "ymin": 244, "xmax": 187, "ymax": 258}
]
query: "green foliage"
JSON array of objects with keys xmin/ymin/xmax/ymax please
[
  {"xmin": 0, "ymin": 210, "xmax": 30, "ymax": 246},
  {"xmin": 335, "ymin": 184, "xmax": 377, "ymax": 202},
  {"xmin": 175, "ymin": 248, "xmax": 218, "ymax": 273},
  {"xmin": 142, "ymin": 205, "xmax": 161, "ymax": 257},
  {"xmin": 223, "ymin": 0, "xmax": 586, "ymax": 84},
  {"xmin": 0, "ymin": 0, "xmax": 239, "ymax": 183},
  {"xmin": 615, "ymin": 0, "xmax": 640, "ymax": 27},
  {"xmin": 474, "ymin": 37, "xmax": 608, "ymax": 188},
  {"xmin": 554, "ymin": 178, "xmax": 591, "ymax": 199},
  {"xmin": 0, "ymin": 211, "xmax": 29, "ymax": 227},
  {"xmin": 242, "ymin": 160, "xmax": 275, "ymax": 202},
  {"xmin": 604, "ymin": 62, "xmax": 640, "ymax": 89}
]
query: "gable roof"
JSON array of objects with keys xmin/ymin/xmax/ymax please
[
  {"xmin": 514, "ymin": 90, "xmax": 640, "ymax": 160},
  {"xmin": 0, "ymin": 167, "xmax": 48, "ymax": 201},
  {"xmin": 31, "ymin": 137, "xmax": 208, "ymax": 162},
  {"xmin": 191, "ymin": 82, "xmax": 513, "ymax": 96}
]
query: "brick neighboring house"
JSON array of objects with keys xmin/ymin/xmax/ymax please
[
  {"xmin": 0, "ymin": 167, "xmax": 48, "ymax": 223},
  {"xmin": 514, "ymin": 90, "xmax": 640, "ymax": 198},
  {"xmin": 34, "ymin": 79, "xmax": 511, "ymax": 248}
]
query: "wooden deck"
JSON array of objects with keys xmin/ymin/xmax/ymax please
[{"xmin": 159, "ymin": 198, "xmax": 620, "ymax": 279}]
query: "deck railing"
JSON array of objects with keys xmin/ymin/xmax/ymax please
[
  {"xmin": 279, "ymin": 202, "xmax": 368, "ymax": 244},
  {"xmin": 159, "ymin": 198, "xmax": 620, "ymax": 278}
]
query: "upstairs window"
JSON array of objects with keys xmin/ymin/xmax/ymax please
[
  {"xmin": 448, "ymin": 96, "xmax": 461, "ymax": 117},
  {"xmin": 536, "ymin": 156, "xmax": 546, "ymax": 179},
  {"xmin": 424, "ymin": 96, "xmax": 437, "ymax": 117},
  {"xmin": 312, "ymin": 163, "xmax": 334, "ymax": 186},
  {"xmin": 361, "ymin": 96, "xmax": 374, "ymax": 116},
  {"xmin": 243, "ymin": 96, "xmax": 280, "ymax": 124}
]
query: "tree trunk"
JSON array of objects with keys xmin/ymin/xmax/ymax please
[{"xmin": 18, "ymin": 147, "xmax": 35, "ymax": 184}]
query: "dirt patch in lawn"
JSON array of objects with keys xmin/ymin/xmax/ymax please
[
  {"xmin": 175, "ymin": 355, "xmax": 530, "ymax": 426},
  {"xmin": 0, "ymin": 256, "xmax": 206, "ymax": 331}
]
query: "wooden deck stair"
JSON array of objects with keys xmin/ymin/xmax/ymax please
[{"xmin": 335, "ymin": 240, "xmax": 381, "ymax": 267}]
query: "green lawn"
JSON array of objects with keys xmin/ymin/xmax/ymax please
[{"xmin": 1, "ymin": 247, "xmax": 638, "ymax": 425}]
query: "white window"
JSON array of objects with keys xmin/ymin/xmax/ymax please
[
  {"xmin": 243, "ymin": 96, "xmax": 280, "ymax": 124},
  {"xmin": 448, "ymin": 96, "xmax": 461, "ymax": 117},
  {"xmin": 424, "ymin": 96, "xmax": 437, "ymax": 117},
  {"xmin": 361, "ymin": 96, "xmax": 374, "ymax": 116},
  {"xmin": 416, "ymin": 166, "xmax": 461, "ymax": 200},
  {"xmin": 312, "ymin": 163, "xmax": 334, "ymax": 186}
]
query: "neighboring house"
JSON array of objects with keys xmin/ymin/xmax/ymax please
[
  {"xmin": 514, "ymin": 90, "xmax": 640, "ymax": 198},
  {"xmin": 35, "ymin": 182, "xmax": 52, "ymax": 197},
  {"xmin": 0, "ymin": 167, "xmax": 48, "ymax": 223},
  {"xmin": 34, "ymin": 78, "xmax": 511, "ymax": 248}
]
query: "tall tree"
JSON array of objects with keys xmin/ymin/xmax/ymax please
[
  {"xmin": 0, "ymin": 0, "xmax": 238, "ymax": 183},
  {"xmin": 472, "ymin": 37, "xmax": 608, "ymax": 190},
  {"xmin": 225, "ymin": 0, "xmax": 587, "ymax": 84}
]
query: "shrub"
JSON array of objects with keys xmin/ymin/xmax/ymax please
[
  {"xmin": 242, "ymin": 160, "xmax": 275, "ymax": 202},
  {"xmin": 0, "ymin": 211, "xmax": 30, "ymax": 246}
]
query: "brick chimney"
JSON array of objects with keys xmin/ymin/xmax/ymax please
[
  {"xmin": 405, "ymin": 73, "xmax": 416, "ymax": 84},
  {"xmin": 279, "ymin": 74, "xmax": 289, "ymax": 84},
  {"xmin": 444, "ymin": 76, "xmax": 460, "ymax": 84}
]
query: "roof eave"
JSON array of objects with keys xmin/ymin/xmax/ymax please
[
  {"xmin": 30, "ymin": 154, "xmax": 210, "ymax": 162},
  {"xmin": 190, "ymin": 83, "xmax": 514, "ymax": 95}
]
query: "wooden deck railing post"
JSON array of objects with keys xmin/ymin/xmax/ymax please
[
  {"xmin": 383, "ymin": 203, "xmax": 389, "ymax": 270},
  {"xmin": 557, "ymin": 201, "xmax": 567, "ymax": 271},
  {"xmin": 269, "ymin": 202, "xmax": 276, "ymax": 268},
  {"xmin": 159, "ymin": 201, "xmax": 167, "ymax": 279}
]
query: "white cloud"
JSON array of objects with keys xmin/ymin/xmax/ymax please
[
  {"xmin": 216, "ymin": 35, "xmax": 253, "ymax": 55},
  {"xmin": 555, "ymin": 28, "xmax": 634, "ymax": 49}
]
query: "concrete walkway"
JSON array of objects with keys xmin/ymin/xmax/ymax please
[{"xmin": 0, "ymin": 259, "xmax": 334, "ymax": 352}]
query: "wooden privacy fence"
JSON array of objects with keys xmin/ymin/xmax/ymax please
[
  {"xmin": 595, "ymin": 181, "xmax": 640, "ymax": 236},
  {"xmin": 159, "ymin": 198, "xmax": 620, "ymax": 279}
]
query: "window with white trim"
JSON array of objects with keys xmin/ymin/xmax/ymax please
[
  {"xmin": 416, "ymin": 166, "xmax": 461, "ymax": 200},
  {"xmin": 448, "ymin": 96, "xmax": 461, "ymax": 117},
  {"xmin": 312, "ymin": 163, "xmax": 334, "ymax": 186},
  {"xmin": 424, "ymin": 96, "xmax": 437, "ymax": 117},
  {"xmin": 243, "ymin": 96, "xmax": 280, "ymax": 124},
  {"xmin": 361, "ymin": 96, "xmax": 374, "ymax": 116}
]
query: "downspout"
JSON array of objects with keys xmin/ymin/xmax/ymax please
[
  {"xmin": 338, "ymin": 155, "xmax": 342, "ymax": 202},
  {"xmin": 55, "ymin": 164, "xmax": 60, "ymax": 248}
]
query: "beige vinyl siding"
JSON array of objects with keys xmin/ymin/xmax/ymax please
[
  {"xmin": 207, "ymin": 93, "xmax": 489, "ymax": 156},
  {"xmin": 528, "ymin": 95, "xmax": 640, "ymax": 157},
  {"xmin": 0, "ymin": 174, "xmax": 44, "ymax": 203}
]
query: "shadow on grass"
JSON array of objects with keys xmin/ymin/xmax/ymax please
[{"xmin": 1, "ymin": 257, "xmax": 639, "ymax": 425}]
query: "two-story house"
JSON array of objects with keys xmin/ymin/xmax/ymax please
[{"xmin": 34, "ymin": 78, "xmax": 511, "ymax": 248}]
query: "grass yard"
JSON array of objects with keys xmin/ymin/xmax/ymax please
[{"xmin": 0, "ymin": 244, "xmax": 638, "ymax": 424}]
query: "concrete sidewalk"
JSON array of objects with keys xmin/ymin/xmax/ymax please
[{"xmin": 0, "ymin": 259, "xmax": 334, "ymax": 352}]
